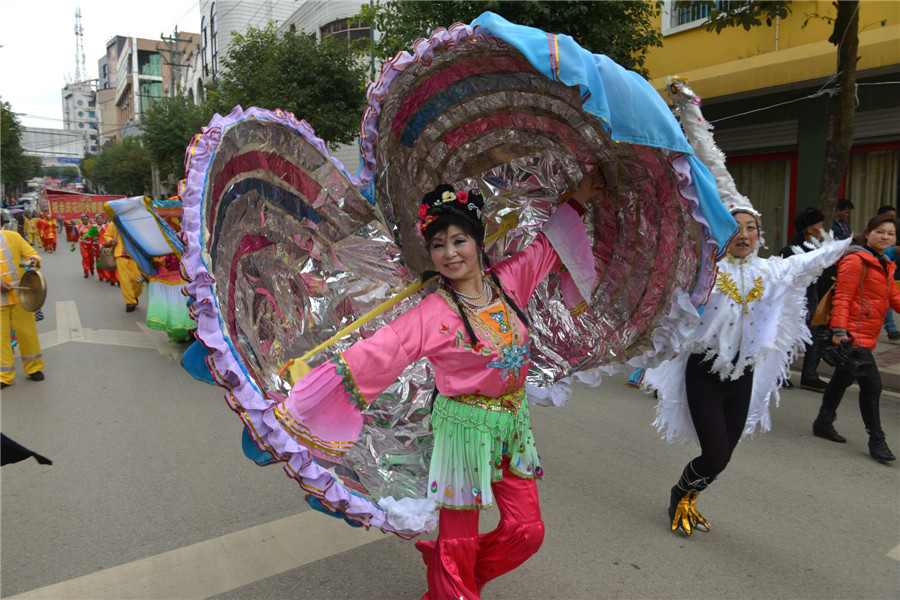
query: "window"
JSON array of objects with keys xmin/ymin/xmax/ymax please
[
  {"xmin": 88, "ymin": 111, "xmax": 96, "ymax": 118},
  {"xmin": 88, "ymin": 100, "xmax": 95, "ymax": 107},
  {"xmin": 729, "ymin": 155, "xmax": 794, "ymax": 256},
  {"xmin": 846, "ymin": 148, "xmax": 900, "ymax": 232},
  {"xmin": 139, "ymin": 80, "xmax": 163, "ymax": 112},
  {"xmin": 90, "ymin": 134, "xmax": 98, "ymax": 140},
  {"xmin": 671, "ymin": 1, "xmax": 712, "ymax": 27},
  {"xmin": 78, "ymin": 122, "xmax": 85, "ymax": 128},
  {"xmin": 89, "ymin": 123, "xmax": 97, "ymax": 129},
  {"xmin": 77, "ymin": 100, "xmax": 84, "ymax": 106},
  {"xmin": 289, "ymin": 24, "xmax": 296, "ymax": 34},
  {"xmin": 210, "ymin": 3, "xmax": 218, "ymax": 79},
  {"xmin": 201, "ymin": 16, "xmax": 208, "ymax": 77},
  {"xmin": 664, "ymin": 1, "xmax": 748, "ymax": 34},
  {"xmin": 320, "ymin": 18, "xmax": 371, "ymax": 50},
  {"xmin": 78, "ymin": 111, "xmax": 84, "ymax": 117},
  {"xmin": 138, "ymin": 51, "xmax": 162, "ymax": 77}
]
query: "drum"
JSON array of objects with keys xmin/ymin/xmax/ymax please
[{"xmin": 98, "ymin": 247, "xmax": 117, "ymax": 271}]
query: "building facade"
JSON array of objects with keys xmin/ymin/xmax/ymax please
[
  {"xmin": 174, "ymin": 1, "xmax": 369, "ymax": 173},
  {"xmin": 97, "ymin": 33, "xmax": 199, "ymax": 143},
  {"xmin": 21, "ymin": 127, "xmax": 87, "ymax": 167},
  {"xmin": 642, "ymin": 0, "xmax": 900, "ymax": 254},
  {"xmin": 61, "ymin": 80, "xmax": 100, "ymax": 156}
]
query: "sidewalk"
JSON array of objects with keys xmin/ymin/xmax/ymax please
[{"xmin": 792, "ymin": 329, "xmax": 900, "ymax": 394}]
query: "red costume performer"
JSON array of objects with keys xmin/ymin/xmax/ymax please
[
  {"xmin": 34, "ymin": 214, "xmax": 47, "ymax": 251},
  {"xmin": 64, "ymin": 219, "xmax": 78, "ymax": 243},
  {"xmin": 75, "ymin": 215, "xmax": 98, "ymax": 278},
  {"xmin": 46, "ymin": 216, "xmax": 58, "ymax": 252}
]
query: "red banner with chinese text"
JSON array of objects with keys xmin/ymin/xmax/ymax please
[{"xmin": 45, "ymin": 189, "xmax": 126, "ymax": 220}]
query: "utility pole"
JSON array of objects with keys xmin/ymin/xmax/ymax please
[{"xmin": 158, "ymin": 27, "xmax": 193, "ymax": 97}]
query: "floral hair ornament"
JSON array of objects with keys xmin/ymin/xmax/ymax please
[{"xmin": 417, "ymin": 184, "xmax": 485, "ymax": 237}]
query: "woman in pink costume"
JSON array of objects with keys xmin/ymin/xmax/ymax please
[{"xmin": 276, "ymin": 173, "xmax": 600, "ymax": 599}]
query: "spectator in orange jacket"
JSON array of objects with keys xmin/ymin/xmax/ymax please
[{"xmin": 814, "ymin": 213, "xmax": 900, "ymax": 462}]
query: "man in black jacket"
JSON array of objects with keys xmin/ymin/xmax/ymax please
[{"xmin": 780, "ymin": 207, "xmax": 833, "ymax": 392}]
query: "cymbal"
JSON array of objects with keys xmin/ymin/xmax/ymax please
[{"xmin": 15, "ymin": 270, "xmax": 46, "ymax": 312}]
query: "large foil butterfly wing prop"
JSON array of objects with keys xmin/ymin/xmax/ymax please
[
  {"xmin": 180, "ymin": 13, "xmax": 736, "ymax": 539},
  {"xmin": 181, "ymin": 108, "xmax": 439, "ymax": 537},
  {"xmin": 360, "ymin": 15, "xmax": 735, "ymax": 391}
]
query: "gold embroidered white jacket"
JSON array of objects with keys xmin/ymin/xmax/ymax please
[{"xmin": 644, "ymin": 236, "xmax": 850, "ymax": 444}]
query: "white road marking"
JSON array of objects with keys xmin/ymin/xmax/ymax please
[
  {"xmin": 889, "ymin": 543, "xmax": 900, "ymax": 561},
  {"xmin": 7, "ymin": 511, "xmax": 381, "ymax": 600},
  {"xmin": 136, "ymin": 322, "xmax": 184, "ymax": 360},
  {"xmin": 38, "ymin": 301, "xmax": 176, "ymax": 353},
  {"xmin": 85, "ymin": 327, "xmax": 156, "ymax": 349}
]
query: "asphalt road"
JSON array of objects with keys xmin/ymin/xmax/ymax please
[{"xmin": 2, "ymin": 248, "xmax": 898, "ymax": 599}]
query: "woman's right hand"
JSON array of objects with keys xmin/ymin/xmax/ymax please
[
  {"xmin": 832, "ymin": 334, "xmax": 850, "ymax": 347},
  {"xmin": 571, "ymin": 167, "xmax": 606, "ymax": 205}
]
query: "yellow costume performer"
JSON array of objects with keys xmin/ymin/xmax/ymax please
[
  {"xmin": 23, "ymin": 215, "xmax": 38, "ymax": 246},
  {"xmin": 103, "ymin": 222, "xmax": 144, "ymax": 311},
  {"xmin": 1, "ymin": 230, "xmax": 44, "ymax": 387}
]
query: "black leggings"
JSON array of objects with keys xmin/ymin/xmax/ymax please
[{"xmin": 683, "ymin": 353, "xmax": 753, "ymax": 482}]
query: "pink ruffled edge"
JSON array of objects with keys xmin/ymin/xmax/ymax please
[
  {"xmin": 669, "ymin": 154, "xmax": 720, "ymax": 309},
  {"xmin": 358, "ymin": 22, "xmax": 503, "ymax": 192},
  {"xmin": 179, "ymin": 105, "xmax": 412, "ymax": 538}
]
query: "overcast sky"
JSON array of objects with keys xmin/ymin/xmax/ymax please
[{"xmin": 1, "ymin": 0, "xmax": 201, "ymax": 129}]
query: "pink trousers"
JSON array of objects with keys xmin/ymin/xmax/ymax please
[{"xmin": 416, "ymin": 457, "xmax": 545, "ymax": 600}]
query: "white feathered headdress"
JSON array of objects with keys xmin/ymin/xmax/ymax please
[{"xmin": 667, "ymin": 77, "xmax": 761, "ymax": 220}]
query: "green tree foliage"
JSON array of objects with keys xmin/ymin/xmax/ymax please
[
  {"xmin": 41, "ymin": 166, "xmax": 80, "ymax": 181},
  {"xmin": 140, "ymin": 95, "xmax": 212, "ymax": 182},
  {"xmin": 1, "ymin": 101, "xmax": 42, "ymax": 199},
  {"xmin": 207, "ymin": 23, "xmax": 369, "ymax": 145},
  {"xmin": 79, "ymin": 154, "xmax": 97, "ymax": 184},
  {"xmin": 88, "ymin": 137, "xmax": 152, "ymax": 196},
  {"xmin": 355, "ymin": 1, "xmax": 664, "ymax": 77}
]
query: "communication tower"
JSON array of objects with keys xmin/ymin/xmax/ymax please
[{"xmin": 74, "ymin": 7, "xmax": 86, "ymax": 82}]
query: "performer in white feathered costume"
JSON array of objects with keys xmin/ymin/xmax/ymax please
[{"xmin": 642, "ymin": 79, "xmax": 851, "ymax": 536}]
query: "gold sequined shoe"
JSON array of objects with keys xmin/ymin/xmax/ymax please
[
  {"xmin": 669, "ymin": 489, "xmax": 696, "ymax": 535},
  {"xmin": 687, "ymin": 492, "xmax": 710, "ymax": 532}
]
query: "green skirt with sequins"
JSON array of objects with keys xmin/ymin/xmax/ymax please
[{"xmin": 427, "ymin": 393, "xmax": 542, "ymax": 510}]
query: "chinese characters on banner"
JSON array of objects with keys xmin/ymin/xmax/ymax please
[{"xmin": 45, "ymin": 190, "xmax": 126, "ymax": 219}]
